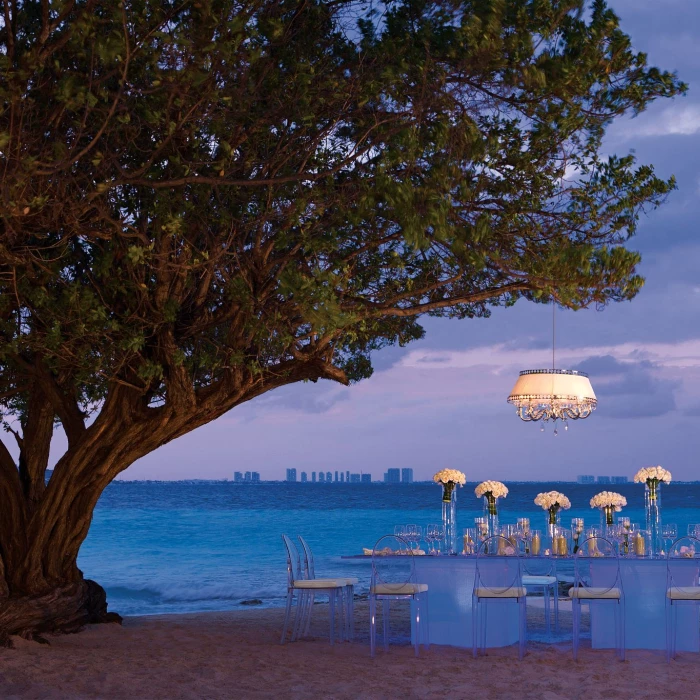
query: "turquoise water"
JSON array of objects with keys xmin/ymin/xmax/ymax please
[{"xmin": 78, "ymin": 481, "xmax": 700, "ymax": 617}]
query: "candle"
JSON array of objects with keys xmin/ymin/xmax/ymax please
[
  {"xmin": 634, "ymin": 532, "xmax": 646, "ymax": 556},
  {"xmin": 554, "ymin": 535, "xmax": 568, "ymax": 556},
  {"xmin": 531, "ymin": 532, "xmax": 541, "ymax": 555}
]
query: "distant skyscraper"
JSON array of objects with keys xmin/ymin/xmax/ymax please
[
  {"xmin": 577, "ymin": 475, "xmax": 595, "ymax": 484},
  {"xmin": 286, "ymin": 468, "xmax": 297, "ymax": 483},
  {"xmin": 244, "ymin": 471, "xmax": 251, "ymax": 482},
  {"xmin": 234, "ymin": 472, "xmax": 243, "ymax": 483},
  {"xmin": 597, "ymin": 476, "xmax": 611, "ymax": 485},
  {"xmin": 350, "ymin": 474, "xmax": 361, "ymax": 483},
  {"xmin": 301, "ymin": 471, "xmax": 308, "ymax": 483},
  {"xmin": 361, "ymin": 473, "xmax": 372, "ymax": 483},
  {"xmin": 401, "ymin": 468, "xmax": 414, "ymax": 484},
  {"xmin": 346, "ymin": 470, "xmax": 350, "ymax": 482},
  {"xmin": 326, "ymin": 471, "xmax": 332, "ymax": 483},
  {"xmin": 340, "ymin": 472, "xmax": 344, "ymax": 483},
  {"xmin": 385, "ymin": 468, "xmax": 400, "ymax": 484},
  {"xmin": 611, "ymin": 476, "xmax": 628, "ymax": 484},
  {"xmin": 319, "ymin": 472, "xmax": 325, "ymax": 483},
  {"xmin": 312, "ymin": 472, "xmax": 317, "ymax": 483},
  {"xmin": 334, "ymin": 471, "xmax": 339, "ymax": 482},
  {"xmin": 251, "ymin": 472, "xmax": 260, "ymax": 483}
]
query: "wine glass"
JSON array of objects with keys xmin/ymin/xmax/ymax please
[
  {"xmin": 407, "ymin": 524, "xmax": 420, "ymax": 551},
  {"xmin": 662, "ymin": 523, "xmax": 678, "ymax": 554},
  {"xmin": 688, "ymin": 524, "xmax": 700, "ymax": 538},
  {"xmin": 426, "ymin": 523, "xmax": 437, "ymax": 553},
  {"xmin": 394, "ymin": 525, "xmax": 407, "ymax": 551},
  {"xmin": 433, "ymin": 524, "xmax": 445, "ymax": 554}
]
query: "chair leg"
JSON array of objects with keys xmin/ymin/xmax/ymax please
[
  {"xmin": 370, "ymin": 595, "xmax": 376, "ymax": 658},
  {"xmin": 553, "ymin": 583, "xmax": 560, "ymax": 633},
  {"xmin": 303, "ymin": 592, "xmax": 315, "ymax": 638},
  {"xmin": 481, "ymin": 601, "xmax": 488, "ymax": 656},
  {"xmin": 383, "ymin": 599, "xmax": 390, "ymax": 652},
  {"xmin": 291, "ymin": 590, "xmax": 305, "ymax": 641},
  {"xmin": 423, "ymin": 592, "xmax": 430, "ymax": 651},
  {"xmin": 572, "ymin": 600, "xmax": 580, "ymax": 661},
  {"xmin": 543, "ymin": 587, "xmax": 551, "ymax": 636},
  {"xmin": 414, "ymin": 597, "xmax": 420, "ymax": 658},
  {"xmin": 519, "ymin": 597, "xmax": 526, "ymax": 660},
  {"xmin": 329, "ymin": 590, "xmax": 336, "ymax": 646},
  {"xmin": 281, "ymin": 591, "xmax": 293, "ymax": 644},
  {"xmin": 672, "ymin": 602, "xmax": 678, "ymax": 660},
  {"xmin": 666, "ymin": 598, "xmax": 672, "ymax": 663},
  {"xmin": 619, "ymin": 598, "xmax": 626, "ymax": 662},
  {"xmin": 472, "ymin": 597, "xmax": 478, "ymax": 659}
]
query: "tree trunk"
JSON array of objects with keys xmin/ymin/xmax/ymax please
[{"xmin": 0, "ymin": 578, "xmax": 121, "ymax": 646}]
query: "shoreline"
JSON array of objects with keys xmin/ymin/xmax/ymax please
[{"xmin": 2, "ymin": 603, "xmax": 698, "ymax": 699}]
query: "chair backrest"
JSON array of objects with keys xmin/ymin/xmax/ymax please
[
  {"xmin": 298, "ymin": 535, "xmax": 315, "ymax": 579},
  {"xmin": 573, "ymin": 536, "xmax": 622, "ymax": 597},
  {"xmin": 371, "ymin": 535, "xmax": 415, "ymax": 593},
  {"xmin": 282, "ymin": 534, "xmax": 302, "ymax": 588},
  {"xmin": 474, "ymin": 535, "xmax": 522, "ymax": 596},
  {"xmin": 667, "ymin": 535, "xmax": 700, "ymax": 593},
  {"xmin": 521, "ymin": 556, "xmax": 556, "ymax": 578}
]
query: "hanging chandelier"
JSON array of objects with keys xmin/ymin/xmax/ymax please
[{"xmin": 507, "ymin": 303, "xmax": 597, "ymax": 433}]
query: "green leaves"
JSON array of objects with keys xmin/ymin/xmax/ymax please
[{"xmin": 0, "ymin": 0, "xmax": 683, "ymax": 423}]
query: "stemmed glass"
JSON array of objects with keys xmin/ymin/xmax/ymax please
[
  {"xmin": 433, "ymin": 524, "xmax": 445, "ymax": 554},
  {"xmin": 407, "ymin": 524, "xmax": 421, "ymax": 551},
  {"xmin": 662, "ymin": 523, "xmax": 678, "ymax": 554},
  {"xmin": 426, "ymin": 524, "xmax": 437, "ymax": 553},
  {"xmin": 687, "ymin": 524, "xmax": 700, "ymax": 538},
  {"xmin": 394, "ymin": 525, "xmax": 407, "ymax": 551},
  {"xmin": 516, "ymin": 518, "xmax": 531, "ymax": 555}
]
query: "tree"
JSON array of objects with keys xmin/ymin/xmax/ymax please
[{"xmin": 0, "ymin": 0, "xmax": 684, "ymax": 641}]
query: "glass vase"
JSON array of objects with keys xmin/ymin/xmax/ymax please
[
  {"xmin": 483, "ymin": 496, "xmax": 499, "ymax": 539},
  {"xmin": 441, "ymin": 481, "xmax": 458, "ymax": 554},
  {"xmin": 546, "ymin": 507, "xmax": 561, "ymax": 551},
  {"xmin": 600, "ymin": 506, "xmax": 616, "ymax": 539},
  {"xmin": 645, "ymin": 480, "xmax": 662, "ymax": 557}
]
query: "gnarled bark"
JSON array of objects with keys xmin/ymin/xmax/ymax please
[{"xmin": 0, "ymin": 579, "xmax": 121, "ymax": 646}]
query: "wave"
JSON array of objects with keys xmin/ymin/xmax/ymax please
[{"xmin": 106, "ymin": 582, "xmax": 284, "ymax": 606}]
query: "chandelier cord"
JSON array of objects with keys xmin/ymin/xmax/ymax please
[{"xmin": 552, "ymin": 300, "xmax": 555, "ymax": 371}]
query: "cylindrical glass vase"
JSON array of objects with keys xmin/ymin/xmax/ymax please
[
  {"xmin": 600, "ymin": 506, "xmax": 617, "ymax": 538},
  {"xmin": 441, "ymin": 481, "xmax": 458, "ymax": 554},
  {"xmin": 546, "ymin": 507, "xmax": 561, "ymax": 550},
  {"xmin": 645, "ymin": 480, "xmax": 662, "ymax": 557},
  {"xmin": 484, "ymin": 495, "xmax": 499, "ymax": 539}
]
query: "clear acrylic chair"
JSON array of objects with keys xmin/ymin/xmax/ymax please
[
  {"xmin": 369, "ymin": 535, "xmax": 429, "ymax": 657},
  {"xmin": 472, "ymin": 535, "xmax": 527, "ymax": 659},
  {"xmin": 522, "ymin": 557, "xmax": 559, "ymax": 635},
  {"xmin": 280, "ymin": 535, "xmax": 345, "ymax": 645},
  {"xmin": 298, "ymin": 535, "xmax": 358, "ymax": 641},
  {"xmin": 666, "ymin": 535, "xmax": 700, "ymax": 662},
  {"xmin": 570, "ymin": 535, "xmax": 625, "ymax": 661}
]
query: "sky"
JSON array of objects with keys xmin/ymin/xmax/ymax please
[{"xmin": 124, "ymin": 0, "xmax": 700, "ymax": 482}]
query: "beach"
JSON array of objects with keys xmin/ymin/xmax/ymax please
[{"xmin": 1, "ymin": 602, "xmax": 697, "ymax": 700}]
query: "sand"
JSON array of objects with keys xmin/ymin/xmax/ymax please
[{"xmin": 0, "ymin": 600, "xmax": 697, "ymax": 699}]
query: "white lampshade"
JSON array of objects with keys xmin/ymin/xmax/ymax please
[{"xmin": 508, "ymin": 370, "xmax": 596, "ymax": 403}]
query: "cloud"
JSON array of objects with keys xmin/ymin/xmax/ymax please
[
  {"xmin": 574, "ymin": 355, "xmax": 679, "ymax": 418},
  {"xmin": 247, "ymin": 383, "xmax": 351, "ymax": 415},
  {"xmin": 612, "ymin": 104, "xmax": 700, "ymax": 140}
]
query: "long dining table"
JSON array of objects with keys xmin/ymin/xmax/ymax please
[{"xmin": 359, "ymin": 555, "xmax": 700, "ymax": 651}]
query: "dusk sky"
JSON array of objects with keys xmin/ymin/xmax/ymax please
[{"xmin": 121, "ymin": 0, "xmax": 700, "ymax": 482}]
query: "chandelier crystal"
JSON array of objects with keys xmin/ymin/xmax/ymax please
[
  {"xmin": 507, "ymin": 369, "xmax": 597, "ymax": 424},
  {"xmin": 507, "ymin": 303, "xmax": 597, "ymax": 431}
]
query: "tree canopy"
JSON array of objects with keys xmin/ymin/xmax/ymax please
[{"xmin": 0, "ymin": 0, "xmax": 686, "ymax": 633}]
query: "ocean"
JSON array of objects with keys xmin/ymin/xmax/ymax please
[{"xmin": 78, "ymin": 481, "xmax": 700, "ymax": 617}]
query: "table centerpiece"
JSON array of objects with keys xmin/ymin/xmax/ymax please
[
  {"xmin": 634, "ymin": 466, "xmax": 672, "ymax": 557},
  {"xmin": 534, "ymin": 491, "xmax": 571, "ymax": 549},
  {"xmin": 433, "ymin": 469, "xmax": 466, "ymax": 554},
  {"xmin": 590, "ymin": 491, "xmax": 627, "ymax": 537},
  {"xmin": 475, "ymin": 480, "xmax": 508, "ymax": 538}
]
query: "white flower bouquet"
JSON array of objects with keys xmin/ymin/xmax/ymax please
[
  {"xmin": 475, "ymin": 481, "xmax": 508, "ymax": 499},
  {"xmin": 433, "ymin": 469, "xmax": 467, "ymax": 486},
  {"xmin": 633, "ymin": 466, "xmax": 672, "ymax": 485},
  {"xmin": 534, "ymin": 491, "xmax": 571, "ymax": 526},
  {"xmin": 433, "ymin": 469, "xmax": 466, "ymax": 502},
  {"xmin": 475, "ymin": 481, "xmax": 508, "ymax": 516},
  {"xmin": 590, "ymin": 491, "xmax": 627, "ymax": 526},
  {"xmin": 634, "ymin": 466, "xmax": 671, "ymax": 501}
]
